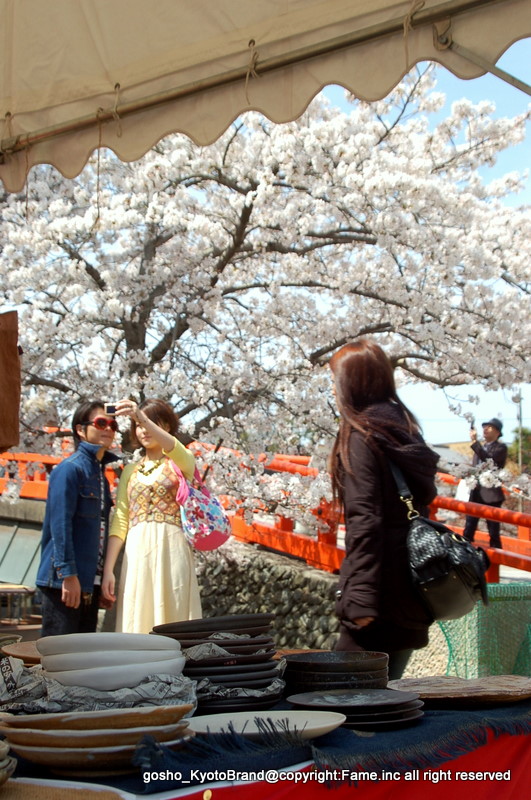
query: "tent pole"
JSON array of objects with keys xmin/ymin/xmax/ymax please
[{"xmin": 448, "ymin": 42, "xmax": 531, "ymax": 96}]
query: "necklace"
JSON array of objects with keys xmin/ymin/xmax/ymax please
[{"xmin": 137, "ymin": 457, "xmax": 164, "ymax": 476}]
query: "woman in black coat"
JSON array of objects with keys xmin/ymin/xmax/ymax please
[{"xmin": 329, "ymin": 339, "xmax": 440, "ymax": 679}]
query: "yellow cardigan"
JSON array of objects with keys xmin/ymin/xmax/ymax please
[{"xmin": 109, "ymin": 438, "xmax": 195, "ymax": 542}]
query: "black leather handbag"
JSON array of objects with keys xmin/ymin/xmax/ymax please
[{"xmin": 390, "ymin": 463, "xmax": 490, "ymax": 621}]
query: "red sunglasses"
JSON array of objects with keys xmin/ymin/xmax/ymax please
[{"xmin": 82, "ymin": 416, "xmax": 119, "ymax": 432}]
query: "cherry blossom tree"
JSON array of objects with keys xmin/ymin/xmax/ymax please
[{"xmin": 2, "ymin": 67, "xmax": 530, "ymax": 477}]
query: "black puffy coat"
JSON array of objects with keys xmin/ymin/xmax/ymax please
[{"xmin": 335, "ymin": 402, "xmax": 439, "ymax": 653}]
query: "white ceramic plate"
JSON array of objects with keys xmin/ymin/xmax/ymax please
[
  {"xmin": 42, "ymin": 648, "xmax": 180, "ymax": 672},
  {"xmin": 36, "ymin": 632, "xmax": 179, "ymax": 656},
  {"xmin": 44, "ymin": 655, "xmax": 186, "ymax": 690},
  {"xmin": 187, "ymin": 710, "xmax": 346, "ymax": 739}
]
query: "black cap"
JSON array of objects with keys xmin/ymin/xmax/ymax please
[{"xmin": 482, "ymin": 417, "xmax": 503, "ymax": 434}]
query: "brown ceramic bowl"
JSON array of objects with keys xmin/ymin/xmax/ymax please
[
  {"xmin": 8, "ymin": 734, "xmax": 193, "ymax": 773},
  {"xmin": 0, "ymin": 704, "xmax": 193, "ymax": 730},
  {"xmin": 0, "ymin": 720, "xmax": 189, "ymax": 749}
]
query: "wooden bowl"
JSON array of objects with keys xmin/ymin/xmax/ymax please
[
  {"xmin": 0, "ymin": 720, "xmax": 189, "ymax": 748},
  {"xmin": 1, "ymin": 641, "xmax": 41, "ymax": 666},
  {"xmin": 0, "ymin": 703, "xmax": 194, "ymax": 730},
  {"xmin": 8, "ymin": 734, "xmax": 193, "ymax": 773},
  {"xmin": 0, "ymin": 756, "xmax": 17, "ymax": 787}
]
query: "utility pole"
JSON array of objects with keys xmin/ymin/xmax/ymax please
[{"xmin": 512, "ymin": 392, "xmax": 523, "ymax": 512}]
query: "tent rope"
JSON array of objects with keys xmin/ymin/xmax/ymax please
[
  {"xmin": 90, "ymin": 109, "xmax": 105, "ymax": 232},
  {"xmin": 245, "ymin": 39, "xmax": 260, "ymax": 104},
  {"xmin": 403, "ymin": 0, "xmax": 425, "ymax": 67},
  {"xmin": 112, "ymin": 83, "xmax": 123, "ymax": 137},
  {"xmin": 3, "ymin": 112, "xmax": 13, "ymax": 141}
]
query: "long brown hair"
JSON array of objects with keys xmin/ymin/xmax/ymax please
[
  {"xmin": 130, "ymin": 398, "xmax": 179, "ymax": 448},
  {"xmin": 329, "ymin": 339, "xmax": 419, "ymax": 501}
]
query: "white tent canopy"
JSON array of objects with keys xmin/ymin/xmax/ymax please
[{"xmin": 1, "ymin": 0, "xmax": 530, "ymax": 192}]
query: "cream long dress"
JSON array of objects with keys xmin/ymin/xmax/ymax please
[{"xmin": 110, "ymin": 440, "xmax": 202, "ymax": 633}]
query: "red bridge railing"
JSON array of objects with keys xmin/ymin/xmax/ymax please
[{"xmin": 1, "ymin": 448, "xmax": 530, "ymax": 580}]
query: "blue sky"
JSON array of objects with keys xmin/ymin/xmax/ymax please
[{"xmin": 323, "ymin": 38, "xmax": 531, "ymax": 445}]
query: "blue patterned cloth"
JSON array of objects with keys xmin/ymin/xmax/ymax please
[{"xmin": 11, "ymin": 700, "xmax": 531, "ymax": 793}]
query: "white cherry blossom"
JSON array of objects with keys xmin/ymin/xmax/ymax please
[{"xmin": 1, "ymin": 67, "xmax": 530, "ymax": 515}]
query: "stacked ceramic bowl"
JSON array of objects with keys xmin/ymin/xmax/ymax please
[
  {"xmin": 152, "ymin": 614, "xmax": 284, "ymax": 713},
  {"xmin": 0, "ymin": 739, "xmax": 16, "ymax": 789},
  {"xmin": 283, "ymin": 651, "xmax": 389, "ymax": 695},
  {"xmin": 0, "ymin": 704, "xmax": 194, "ymax": 774},
  {"xmin": 287, "ymin": 688, "xmax": 424, "ymax": 731},
  {"xmin": 37, "ymin": 632, "xmax": 185, "ymax": 690}
]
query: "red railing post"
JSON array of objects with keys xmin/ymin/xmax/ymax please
[
  {"xmin": 313, "ymin": 499, "xmax": 339, "ymax": 545},
  {"xmin": 517, "ymin": 524, "xmax": 530, "ymax": 541},
  {"xmin": 275, "ymin": 515, "xmax": 294, "ymax": 532},
  {"xmin": 486, "ymin": 561, "xmax": 500, "ymax": 583},
  {"xmin": 2, "ymin": 451, "xmax": 531, "ymax": 581}
]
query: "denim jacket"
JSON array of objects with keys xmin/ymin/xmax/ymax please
[{"xmin": 36, "ymin": 441, "xmax": 119, "ymax": 593}]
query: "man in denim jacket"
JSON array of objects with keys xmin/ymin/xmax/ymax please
[{"xmin": 36, "ymin": 399, "xmax": 119, "ymax": 635}]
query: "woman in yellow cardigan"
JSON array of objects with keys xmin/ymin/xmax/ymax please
[{"xmin": 102, "ymin": 398, "xmax": 202, "ymax": 633}]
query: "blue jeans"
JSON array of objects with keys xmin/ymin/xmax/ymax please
[
  {"xmin": 387, "ymin": 649, "xmax": 414, "ymax": 680},
  {"xmin": 39, "ymin": 586, "xmax": 101, "ymax": 636}
]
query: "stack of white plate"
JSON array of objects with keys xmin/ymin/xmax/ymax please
[{"xmin": 37, "ymin": 632, "xmax": 185, "ymax": 690}]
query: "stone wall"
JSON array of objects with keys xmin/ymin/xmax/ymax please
[
  {"xmin": 195, "ymin": 539, "xmax": 341, "ymax": 650},
  {"xmin": 194, "ymin": 539, "xmax": 448, "ymax": 676},
  {"xmin": 0, "ymin": 499, "xmax": 448, "ymax": 674}
]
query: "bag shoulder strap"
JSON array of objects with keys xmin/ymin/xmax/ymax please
[
  {"xmin": 193, "ymin": 467, "xmax": 213, "ymax": 498},
  {"xmin": 388, "ymin": 461, "xmax": 419, "ymax": 520},
  {"xmin": 168, "ymin": 459, "xmax": 191, "ymax": 504}
]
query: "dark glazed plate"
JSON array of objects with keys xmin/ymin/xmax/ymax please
[
  {"xmin": 208, "ymin": 675, "xmax": 279, "ymax": 689},
  {"xmin": 285, "ymin": 676, "xmax": 388, "ymax": 691},
  {"xmin": 180, "ymin": 639, "xmax": 275, "ymax": 655},
  {"xmin": 287, "ymin": 688, "xmax": 420, "ymax": 710},
  {"xmin": 185, "ymin": 649, "xmax": 277, "ymax": 668},
  {"xmin": 152, "ymin": 614, "xmax": 275, "ymax": 634},
  {"xmin": 344, "ymin": 699, "xmax": 424, "ymax": 722},
  {"xmin": 343, "ymin": 709, "xmax": 424, "ymax": 730},
  {"xmin": 284, "ymin": 651, "xmax": 388, "ymax": 673},
  {"xmin": 285, "ymin": 665, "xmax": 388, "ymax": 683},
  {"xmin": 184, "ymin": 659, "xmax": 280, "ymax": 676},
  {"xmin": 166, "ymin": 625, "xmax": 273, "ymax": 640},
  {"xmin": 195, "ymin": 694, "xmax": 283, "ymax": 714},
  {"xmin": 186, "ymin": 665, "xmax": 280, "ymax": 684}
]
